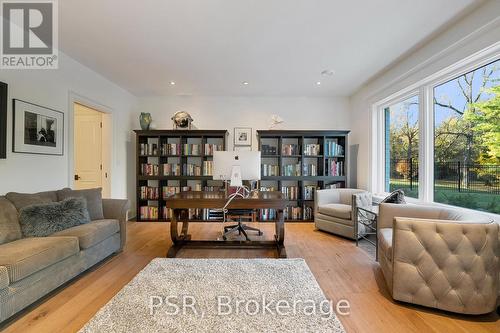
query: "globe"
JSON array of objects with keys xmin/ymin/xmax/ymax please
[{"xmin": 171, "ymin": 111, "xmax": 193, "ymax": 129}]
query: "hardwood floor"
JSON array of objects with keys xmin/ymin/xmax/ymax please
[{"xmin": 2, "ymin": 222, "xmax": 499, "ymax": 333}]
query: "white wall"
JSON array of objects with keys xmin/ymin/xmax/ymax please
[
  {"xmin": 137, "ymin": 95, "xmax": 351, "ymax": 151},
  {"xmin": 349, "ymin": 0, "xmax": 500, "ymax": 190},
  {"xmin": 0, "ymin": 51, "xmax": 137, "ymax": 198}
]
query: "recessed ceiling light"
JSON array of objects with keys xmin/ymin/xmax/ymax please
[
  {"xmin": 321, "ymin": 70, "xmax": 335, "ymax": 76},
  {"xmin": 242, "ymin": 81, "xmax": 249, "ymax": 85},
  {"xmin": 316, "ymin": 81, "xmax": 321, "ymax": 85},
  {"xmin": 170, "ymin": 81, "xmax": 176, "ymax": 85}
]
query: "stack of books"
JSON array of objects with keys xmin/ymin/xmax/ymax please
[
  {"xmin": 282, "ymin": 144, "xmax": 299, "ymax": 155},
  {"xmin": 140, "ymin": 206, "xmax": 158, "ymax": 220},
  {"xmin": 303, "ymin": 144, "xmax": 320, "ymax": 156},
  {"xmin": 303, "ymin": 185, "xmax": 316, "ymax": 200},
  {"xmin": 162, "ymin": 163, "xmax": 181, "ymax": 176},
  {"xmin": 204, "ymin": 144, "xmax": 223, "ymax": 155},
  {"xmin": 282, "ymin": 163, "xmax": 301, "ymax": 176},
  {"xmin": 302, "ymin": 163, "xmax": 317, "ymax": 176},
  {"xmin": 139, "ymin": 143, "xmax": 158, "ymax": 156},
  {"xmin": 184, "ymin": 164, "xmax": 202, "ymax": 176},
  {"xmin": 183, "ymin": 144, "xmax": 201, "ymax": 155},
  {"xmin": 325, "ymin": 140, "xmax": 344, "ymax": 156},
  {"xmin": 261, "ymin": 164, "xmax": 279, "ymax": 176},
  {"xmin": 139, "ymin": 186, "xmax": 159, "ymax": 200},
  {"xmin": 161, "ymin": 143, "xmax": 180, "ymax": 155},
  {"xmin": 141, "ymin": 163, "xmax": 159, "ymax": 176},
  {"xmin": 281, "ymin": 186, "xmax": 299, "ymax": 200},
  {"xmin": 203, "ymin": 161, "xmax": 213, "ymax": 176}
]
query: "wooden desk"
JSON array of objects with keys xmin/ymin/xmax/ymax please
[{"xmin": 165, "ymin": 191, "xmax": 287, "ymax": 258}]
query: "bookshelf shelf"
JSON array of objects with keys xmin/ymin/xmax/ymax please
[
  {"xmin": 257, "ymin": 130, "xmax": 349, "ymax": 223},
  {"xmin": 134, "ymin": 129, "xmax": 227, "ymax": 222}
]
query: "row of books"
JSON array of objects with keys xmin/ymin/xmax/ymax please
[
  {"xmin": 303, "ymin": 185, "xmax": 316, "ymax": 200},
  {"xmin": 139, "ymin": 206, "xmax": 159, "ymax": 220},
  {"xmin": 327, "ymin": 159, "xmax": 344, "ymax": 176},
  {"xmin": 303, "ymin": 144, "xmax": 320, "ymax": 156},
  {"xmin": 282, "ymin": 144, "xmax": 299, "ymax": 156},
  {"xmin": 161, "ymin": 143, "xmax": 180, "ymax": 155},
  {"xmin": 162, "ymin": 163, "xmax": 181, "ymax": 176},
  {"xmin": 283, "ymin": 205, "xmax": 314, "ymax": 220},
  {"xmin": 139, "ymin": 186, "xmax": 159, "ymax": 200},
  {"xmin": 283, "ymin": 163, "xmax": 301, "ymax": 176},
  {"xmin": 139, "ymin": 143, "xmax": 158, "ymax": 156},
  {"xmin": 261, "ymin": 164, "xmax": 280, "ymax": 176},
  {"xmin": 184, "ymin": 164, "xmax": 202, "ymax": 176},
  {"xmin": 261, "ymin": 144, "xmax": 278, "ymax": 155},
  {"xmin": 204, "ymin": 144, "xmax": 223, "ymax": 155},
  {"xmin": 281, "ymin": 186, "xmax": 299, "ymax": 200},
  {"xmin": 183, "ymin": 144, "xmax": 201, "ymax": 155},
  {"xmin": 259, "ymin": 209, "xmax": 277, "ymax": 221},
  {"xmin": 302, "ymin": 164, "xmax": 318, "ymax": 176},
  {"xmin": 141, "ymin": 163, "xmax": 159, "ymax": 176},
  {"xmin": 203, "ymin": 161, "xmax": 213, "ymax": 176},
  {"xmin": 325, "ymin": 140, "xmax": 344, "ymax": 156}
]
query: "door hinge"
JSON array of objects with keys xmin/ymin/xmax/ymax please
[
  {"xmin": 100, "ymin": 122, "xmax": 102, "ymax": 128},
  {"xmin": 100, "ymin": 164, "xmax": 103, "ymax": 170}
]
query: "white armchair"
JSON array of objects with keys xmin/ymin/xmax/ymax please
[{"xmin": 314, "ymin": 188, "xmax": 372, "ymax": 239}]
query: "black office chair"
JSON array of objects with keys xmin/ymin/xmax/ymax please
[{"xmin": 222, "ymin": 209, "xmax": 262, "ymax": 241}]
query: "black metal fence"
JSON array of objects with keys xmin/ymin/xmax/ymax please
[{"xmin": 389, "ymin": 159, "xmax": 500, "ymax": 195}]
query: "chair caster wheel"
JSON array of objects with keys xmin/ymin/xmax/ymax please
[
  {"xmin": 258, "ymin": 231, "xmax": 263, "ymax": 236},
  {"xmin": 222, "ymin": 235, "xmax": 227, "ymax": 241}
]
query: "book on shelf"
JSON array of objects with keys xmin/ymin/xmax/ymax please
[
  {"xmin": 203, "ymin": 160, "xmax": 213, "ymax": 176},
  {"xmin": 183, "ymin": 163, "xmax": 202, "ymax": 176},
  {"xmin": 282, "ymin": 163, "xmax": 301, "ymax": 176},
  {"xmin": 140, "ymin": 143, "xmax": 158, "ymax": 156},
  {"xmin": 160, "ymin": 143, "xmax": 181, "ymax": 155},
  {"xmin": 162, "ymin": 163, "xmax": 181, "ymax": 176},
  {"xmin": 204, "ymin": 144, "xmax": 223, "ymax": 155},
  {"xmin": 302, "ymin": 163, "xmax": 317, "ymax": 176},
  {"xmin": 303, "ymin": 144, "xmax": 320, "ymax": 156},
  {"xmin": 163, "ymin": 186, "xmax": 180, "ymax": 199},
  {"xmin": 325, "ymin": 139, "xmax": 344, "ymax": 156},
  {"xmin": 260, "ymin": 186, "xmax": 277, "ymax": 192},
  {"xmin": 140, "ymin": 206, "xmax": 158, "ymax": 220},
  {"xmin": 261, "ymin": 144, "xmax": 277, "ymax": 155},
  {"xmin": 183, "ymin": 144, "xmax": 201, "ymax": 155},
  {"xmin": 261, "ymin": 164, "xmax": 279, "ymax": 176},
  {"xmin": 139, "ymin": 186, "xmax": 159, "ymax": 200},
  {"xmin": 141, "ymin": 163, "xmax": 159, "ymax": 176},
  {"xmin": 284, "ymin": 206, "xmax": 302, "ymax": 220},
  {"xmin": 303, "ymin": 185, "xmax": 316, "ymax": 200},
  {"xmin": 259, "ymin": 208, "xmax": 277, "ymax": 221},
  {"xmin": 303, "ymin": 205, "xmax": 313, "ymax": 220},
  {"xmin": 282, "ymin": 144, "xmax": 299, "ymax": 156},
  {"xmin": 281, "ymin": 186, "xmax": 299, "ymax": 200},
  {"xmin": 327, "ymin": 159, "xmax": 344, "ymax": 176}
]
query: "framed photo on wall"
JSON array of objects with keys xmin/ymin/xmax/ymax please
[
  {"xmin": 0, "ymin": 82, "xmax": 7, "ymax": 159},
  {"xmin": 13, "ymin": 99, "xmax": 64, "ymax": 155},
  {"xmin": 234, "ymin": 127, "xmax": 252, "ymax": 146}
]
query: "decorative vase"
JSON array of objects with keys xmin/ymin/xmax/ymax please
[{"xmin": 139, "ymin": 112, "xmax": 152, "ymax": 130}]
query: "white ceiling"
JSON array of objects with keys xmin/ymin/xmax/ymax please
[{"xmin": 60, "ymin": 0, "xmax": 479, "ymax": 97}]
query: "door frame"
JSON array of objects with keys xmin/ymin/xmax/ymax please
[{"xmin": 68, "ymin": 91, "xmax": 113, "ymax": 196}]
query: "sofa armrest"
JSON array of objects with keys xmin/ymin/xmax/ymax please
[
  {"xmin": 0, "ymin": 266, "xmax": 8, "ymax": 290},
  {"xmin": 378, "ymin": 203, "xmax": 446, "ymax": 229},
  {"xmin": 391, "ymin": 217, "xmax": 499, "ymax": 314},
  {"xmin": 102, "ymin": 199, "xmax": 130, "ymax": 251}
]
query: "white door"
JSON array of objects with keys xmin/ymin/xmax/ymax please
[{"xmin": 74, "ymin": 103, "xmax": 102, "ymax": 190}]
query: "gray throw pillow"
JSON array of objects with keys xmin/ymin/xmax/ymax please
[
  {"xmin": 57, "ymin": 188, "xmax": 104, "ymax": 221},
  {"xmin": 19, "ymin": 197, "xmax": 91, "ymax": 237},
  {"xmin": 381, "ymin": 189, "xmax": 406, "ymax": 204}
]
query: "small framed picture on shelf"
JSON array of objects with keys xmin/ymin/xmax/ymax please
[
  {"xmin": 13, "ymin": 99, "xmax": 64, "ymax": 155},
  {"xmin": 234, "ymin": 127, "xmax": 252, "ymax": 146}
]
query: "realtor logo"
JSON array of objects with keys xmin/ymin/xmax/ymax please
[{"xmin": 1, "ymin": 0, "xmax": 58, "ymax": 69}]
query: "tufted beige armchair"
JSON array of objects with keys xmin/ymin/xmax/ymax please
[
  {"xmin": 314, "ymin": 188, "xmax": 372, "ymax": 239},
  {"xmin": 378, "ymin": 203, "xmax": 499, "ymax": 315}
]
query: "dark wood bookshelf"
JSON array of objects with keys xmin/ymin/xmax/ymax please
[
  {"xmin": 257, "ymin": 130, "xmax": 349, "ymax": 223},
  {"xmin": 134, "ymin": 129, "xmax": 228, "ymax": 222}
]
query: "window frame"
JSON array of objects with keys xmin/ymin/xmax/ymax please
[{"xmin": 371, "ymin": 44, "xmax": 500, "ymax": 211}]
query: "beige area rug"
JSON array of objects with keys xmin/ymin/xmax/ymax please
[{"xmin": 80, "ymin": 258, "xmax": 346, "ymax": 333}]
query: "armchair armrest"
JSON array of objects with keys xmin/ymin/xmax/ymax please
[
  {"xmin": 391, "ymin": 217, "xmax": 498, "ymax": 314},
  {"xmin": 102, "ymin": 199, "xmax": 130, "ymax": 251},
  {"xmin": 0, "ymin": 266, "xmax": 8, "ymax": 289}
]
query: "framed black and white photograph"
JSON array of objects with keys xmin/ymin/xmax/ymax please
[
  {"xmin": 234, "ymin": 127, "xmax": 252, "ymax": 146},
  {"xmin": 0, "ymin": 82, "xmax": 7, "ymax": 159},
  {"xmin": 13, "ymin": 99, "xmax": 64, "ymax": 155}
]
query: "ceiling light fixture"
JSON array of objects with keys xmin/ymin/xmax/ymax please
[
  {"xmin": 170, "ymin": 81, "xmax": 176, "ymax": 85},
  {"xmin": 321, "ymin": 69, "xmax": 335, "ymax": 76},
  {"xmin": 316, "ymin": 81, "xmax": 321, "ymax": 85},
  {"xmin": 242, "ymin": 81, "xmax": 249, "ymax": 85}
]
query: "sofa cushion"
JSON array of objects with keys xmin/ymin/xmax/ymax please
[
  {"xmin": 19, "ymin": 197, "xmax": 91, "ymax": 237},
  {"xmin": 57, "ymin": 188, "xmax": 104, "ymax": 221},
  {"xmin": 318, "ymin": 203, "xmax": 351, "ymax": 220},
  {"xmin": 0, "ymin": 237, "xmax": 79, "ymax": 283},
  {"xmin": 0, "ymin": 266, "xmax": 8, "ymax": 289},
  {"xmin": 0, "ymin": 197, "xmax": 22, "ymax": 245},
  {"xmin": 379, "ymin": 228, "xmax": 393, "ymax": 261},
  {"xmin": 5, "ymin": 190, "xmax": 58, "ymax": 211},
  {"xmin": 51, "ymin": 219, "xmax": 119, "ymax": 249}
]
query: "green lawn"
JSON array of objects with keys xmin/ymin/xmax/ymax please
[{"xmin": 389, "ymin": 180, "xmax": 500, "ymax": 214}]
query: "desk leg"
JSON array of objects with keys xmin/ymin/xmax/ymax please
[
  {"xmin": 167, "ymin": 209, "xmax": 191, "ymax": 258},
  {"xmin": 275, "ymin": 209, "xmax": 287, "ymax": 258}
]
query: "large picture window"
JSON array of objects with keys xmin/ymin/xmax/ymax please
[
  {"xmin": 384, "ymin": 95, "xmax": 419, "ymax": 198},
  {"xmin": 433, "ymin": 59, "xmax": 500, "ymax": 214}
]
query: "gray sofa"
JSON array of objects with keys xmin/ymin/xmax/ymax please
[
  {"xmin": 378, "ymin": 203, "xmax": 499, "ymax": 314},
  {"xmin": 0, "ymin": 190, "xmax": 130, "ymax": 323}
]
